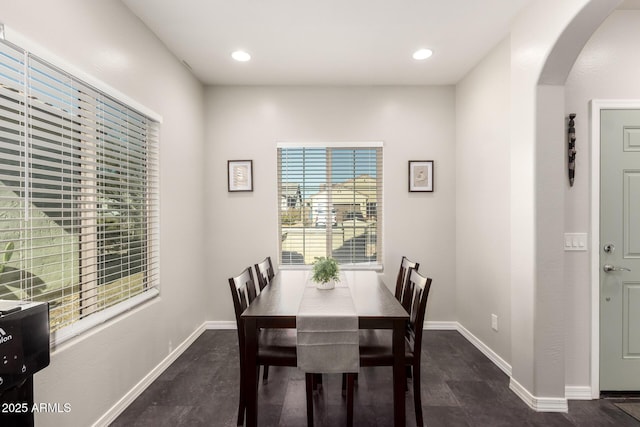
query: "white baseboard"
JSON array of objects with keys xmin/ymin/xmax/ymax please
[
  {"xmin": 455, "ymin": 323, "xmax": 512, "ymax": 377},
  {"xmin": 92, "ymin": 322, "xmax": 207, "ymax": 427},
  {"xmin": 424, "ymin": 320, "xmax": 458, "ymax": 330},
  {"xmin": 204, "ymin": 320, "xmax": 236, "ymax": 330},
  {"xmin": 444, "ymin": 323, "xmax": 591, "ymax": 409},
  {"xmin": 510, "ymin": 377, "xmax": 568, "ymax": 412},
  {"xmin": 565, "ymin": 386, "xmax": 593, "ymax": 400}
]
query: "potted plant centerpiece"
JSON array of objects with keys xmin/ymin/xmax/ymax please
[{"xmin": 311, "ymin": 257, "xmax": 340, "ymax": 290}]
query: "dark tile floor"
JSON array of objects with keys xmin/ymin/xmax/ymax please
[{"xmin": 112, "ymin": 330, "xmax": 640, "ymax": 426}]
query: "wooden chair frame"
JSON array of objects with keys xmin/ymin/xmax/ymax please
[
  {"xmin": 254, "ymin": 256, "xmax": 275, "ymax": 291},
  {"xmin": 394, "ymin": 256, "xmax": 420, "ymax": 314}
]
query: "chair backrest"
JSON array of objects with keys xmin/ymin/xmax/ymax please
[
  {"xmin": 228, "ymin": 267, "xmax": 258, "ymax": 387},
  {"xmin": 406, "ymin": 269, "xmax": 433, "ymax": 357},
  {"xmin": 395, "ymin": 256, "xmax": 419, "ymax": 313},
  {"xmin": 254, "ymin": 256, "xmax": 275, "ymax": 291},
  {"xmin": 228, "ymin": 267, "xmax": 258, "ymax": 328}
]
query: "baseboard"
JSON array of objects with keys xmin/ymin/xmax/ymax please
[
  {"xmin": 455, "ymin": 323, "xmax": 512, "ymax": 377},
  {"xmin": 92, "ymin": 322, "xmax": 208, "ymax": 427},
  {"xmin": 204, "ymin": 320, "xmax": 236, "ymax": 330},
  {"xmin": 509, "ymin": 377, "xmax": 568, "ymax": 412},
  {"xmin": 565, "ymin": 386, "xmax": 593, "ymax": 400},
  {"xmin": 424, "ymin": 320, "xmax": 458, "ymax": 330},
  {"xmin": 453, "ymin": 323, "xmax": 582, "ymax": 410}
]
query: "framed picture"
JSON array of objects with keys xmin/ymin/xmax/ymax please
[
  {"xmin": 408, "ymin": 160, "xmax": 434, "ymax": 192},
  {"xmin": 228, "ymin": 160, "xmax": 253, "ymax": 192}
]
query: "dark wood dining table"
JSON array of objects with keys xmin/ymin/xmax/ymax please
[{"xmin": 241, "ymin": 269, "xmax": 410, "ymax": 426}]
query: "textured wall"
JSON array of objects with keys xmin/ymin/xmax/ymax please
[{"xmin": 456, "ymin": 38, "xmax": 512, "ymax": 365}]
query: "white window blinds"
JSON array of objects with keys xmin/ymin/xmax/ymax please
[
  {"xmin": 277, "ymin": 142, "xmax": 382, "ymax": 267},
  {"xmin": 0, "ymin": 38, "xmax": 159, "ymax": 335}
]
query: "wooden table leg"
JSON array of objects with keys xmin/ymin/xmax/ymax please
[
  {"xmin": 392, "ymin": 319, "xmax": 406, "ymax": 426},
  {"xmin": 244, "ymin": 318, "xmax": 258, "ymax": 427}
]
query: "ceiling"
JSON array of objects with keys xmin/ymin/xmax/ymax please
[{"xmin": 121, "ymin": 0, "xmax": 635, "ymax": 86}]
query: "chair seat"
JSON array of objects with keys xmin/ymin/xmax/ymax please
[
  {"xmin": 258, "ymin": 329, "xmax": 297, "ymax": 365},
  {"xmin": 358, "ymin": 330, "xmax": 414, "ymax": 366}
]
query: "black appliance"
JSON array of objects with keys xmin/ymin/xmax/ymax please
[{"xmin": 0, "ymin": 301, "xmax": 50, "ymax": 427}]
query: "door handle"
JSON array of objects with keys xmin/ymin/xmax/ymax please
[{"xmin": 603, "ymin": 264, "xmax": 631, "ymax": 273}]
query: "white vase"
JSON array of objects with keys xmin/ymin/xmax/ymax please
[{"xmin": 315, "ymin": 279, "xmax": 335, "ymax": 290}]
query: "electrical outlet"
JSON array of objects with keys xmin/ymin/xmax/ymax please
[{"xmin": 491, "ymin": 314, "xmax": 498, "ymax": 331}]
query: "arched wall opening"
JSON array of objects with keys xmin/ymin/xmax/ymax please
[{"xmin": 509, "ymin": 0, "xmax": 622, "ymax": 411}]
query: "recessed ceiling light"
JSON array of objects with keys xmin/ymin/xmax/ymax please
[
  {"xmin": 413, "ymin": 49, "xmax": 433, "ymax": 61},
  {"xmin": 232, "ymin": 50, "xmax": 251, "ymax": 62}
]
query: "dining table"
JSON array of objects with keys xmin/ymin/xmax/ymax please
[{"xmin": 241, "ymin": 269, "xmax": 410, "ymax": 426}]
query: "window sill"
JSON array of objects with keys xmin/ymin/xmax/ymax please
[
  {"xmin": 51, "ymin": 288, "xmax": 160, "ymax": 349},
  {"xmin": 278, "ymin": 264, "xmax": 383, "ymax": 272}
]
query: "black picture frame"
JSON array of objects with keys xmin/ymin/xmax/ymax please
[{"xmin": 408, "ymin": 160, "xmax": 434, "ymax": 192}]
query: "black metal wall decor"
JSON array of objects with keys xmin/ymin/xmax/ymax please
[{"xmin": 568, "ymin": 113, "xmax": 576, "ymax": 187}]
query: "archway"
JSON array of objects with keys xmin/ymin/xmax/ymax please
[{"xmin": 509, "ymin": 0, "xmax": 622, "ymax": 411}]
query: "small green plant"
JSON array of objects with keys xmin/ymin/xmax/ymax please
[
  {"xmin": 0, "ymin": 242, "xmax": 15, "ymax": 275},
  {"xmin": 311, "ymin": 257, "xmax": 340, "ymax": 284}
]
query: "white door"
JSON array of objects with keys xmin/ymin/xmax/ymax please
[{"xmin": 600, "ymin": 109, "xmax": 640, "ymax": 391}]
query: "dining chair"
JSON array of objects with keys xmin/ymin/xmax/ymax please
[
  {"xmin": 254, "ymin": 256, "xmax": 275, "ymax": 291},
  {"xmin": 355, "ymin": 269, "xmax": 433, "ymax": 427},
  {"xmin": 340, "ymin": 257, "xmax": 420, "ymax": 395},
  {"xmin": 253, "ymin": 256, "xmax": 276, "ymax": 382},
  {"xmin": 228, "ymin": 267, "xmax": 300, "ymax": 426},
  {"xmin": 395, "ymin": 256, "xmax": 420, "ymax": 314}
]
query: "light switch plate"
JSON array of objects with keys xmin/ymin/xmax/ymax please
[{"xmin": 564, "ymin": 233, "xmax": 588, "ymax": 251}]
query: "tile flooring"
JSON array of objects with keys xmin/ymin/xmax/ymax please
[{"xmin": 112, "ymin": 330, "xmax": 640, "ymax": 426}]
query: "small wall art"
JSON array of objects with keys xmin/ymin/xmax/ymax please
[
  {"xmin": 408, "ymin": 160, "xmax": 434, "ymax": 192},
  {"xmin": 568, "ymin": 113, "xmax": 576, "ymax": 187},
  {"xmin": 228, "ymin": 160, "xmax": 253, "ymax": 192}
]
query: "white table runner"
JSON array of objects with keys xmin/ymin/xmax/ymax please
[{"xmin": 296, "ymin": 273, "xmax": 359, "ymax": 373}]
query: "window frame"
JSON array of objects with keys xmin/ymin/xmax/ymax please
[
  {"xmin": 277, "ymin": 141, "xmax": 383, "ymax": 271},
  {"xmin": 0, "ymin": 28, "xmax": 161, "ymax": 346}
]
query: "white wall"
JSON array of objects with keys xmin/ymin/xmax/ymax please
[
  {"xmin": 455, "ymin": 38, "xmax": 512, "ymax": 363},
  {"xmin": 0, "ymin": 1, "xmax": 206, "ymax": 425},
  {"xmin": 204, "ymin": 86, "xmax": 457, "ymax": 322},
  {"xmin": 534, "ymin": 83, "xmax": 567, "ymax": 398},
  {"xmin": 564, "ymin": 9, "xmax": 640, "ymax": 388}
]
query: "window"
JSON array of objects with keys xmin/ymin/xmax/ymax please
[
  {"xmin": 277, "ymin": 142, "xmax": 382, "ymax": 267},
  {"xmin": 0, "ymin": 38, "xmax": 159, "ymax": 339}
]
